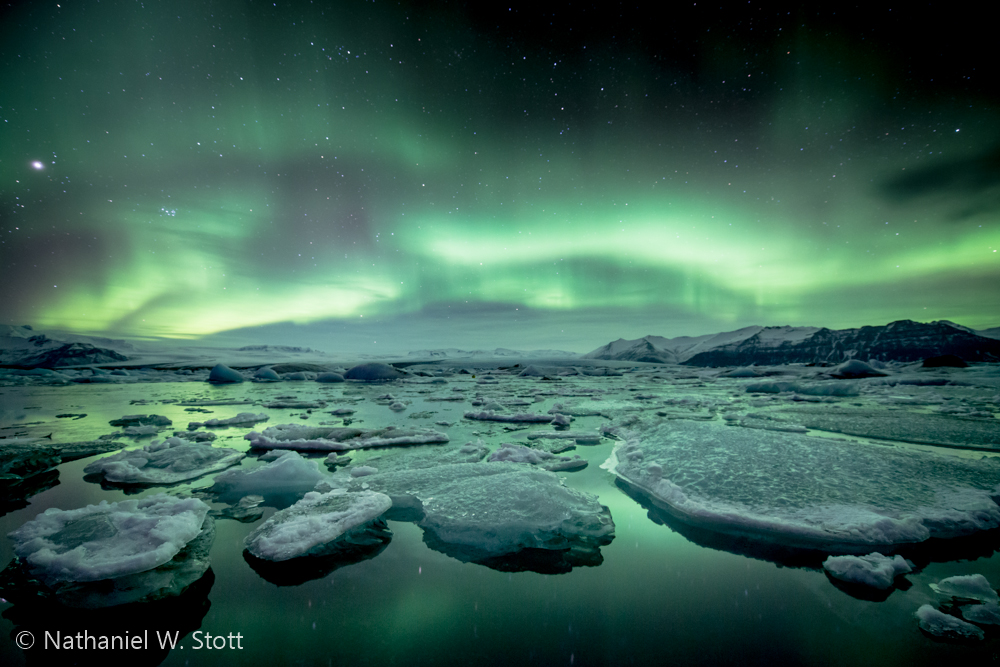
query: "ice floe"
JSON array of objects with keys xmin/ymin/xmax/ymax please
[
  {"xmin": 186, "ymin": 411, "xmax": 269, "ymax": 429},
  {"xmin": 347, "ymin": 462, "xmax": 614, "ymax": 563},
  {"xmin": 603, "ymin": 419, "xmax": 1000, "ymax": 550},
  {"xmin": 84, "ymin": 438, "xmax": 244, "ymax": 485},
  {"xmin": 245, "ymin": 424, "xmax": 449, "ymax": 451},
  {"xmin": 464, "ymin": 410, "xmax": 555, "ymax": 423},
  {"xmin": 244, "ymin": 488, "xmax": 392, "ymax": 561},
  {"xmin": 7, "ymin": 494, "xmax": 210, "ymax": 584},
  {"xmin": 488, "ymin": 443, "xmax": 587, "ymax": 472}
]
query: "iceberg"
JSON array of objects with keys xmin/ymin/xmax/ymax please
[{"xmin": 208, "ymin": 364, "xmax": 244, "ymax": 383}]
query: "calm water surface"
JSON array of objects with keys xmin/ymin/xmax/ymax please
[{"xmin": 1, "ymin": 377, "xmax": 997, "ymax": 666}]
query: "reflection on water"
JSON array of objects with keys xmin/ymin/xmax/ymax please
[
  {"xmin": 243, "ymin": 534, "xmax": 391, "ymax": 587},
  {"xmin": 3, "ymin": 568, "xmax": 213, "ymax": 667},
  {"xmin": 1, "ymin": 378, "xmax": 999, "ymax": 665}
]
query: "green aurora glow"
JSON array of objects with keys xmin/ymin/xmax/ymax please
[{"xmin": 2, "ymin": 1, "xmax": 998, "ymax": 351}]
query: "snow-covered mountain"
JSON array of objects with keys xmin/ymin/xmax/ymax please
[
  {"xmin": 407, "ymin": 347, "xmax": 579, "ymax": 360},
  {"xmin": 584, "ymin": 320, "xmax": 1000, "ymax": 366},
  {"xmin": 0, "ymin": 325, "xmax": 130, "ymax": 367}
]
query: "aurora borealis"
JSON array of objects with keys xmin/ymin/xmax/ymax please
[{"xmin": 2, "ymin": 1, "xmax": 998, "ymax": 353}]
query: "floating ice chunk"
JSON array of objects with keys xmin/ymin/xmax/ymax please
[
  {"xmin": 211, "ymin": 451, "xmax": 329, "ymax": 504},
  {"xmin": 526, "ymin": 431, "xmax": 601, "ymax": 445},
  {"xmin": 350, "ymin": 462, "xmax": 613, "ymax": 558},
  {"xmin": 350, "ymin": 466, "xmax": 379, "ymax": 477},
  {"xmin": 264, "ymin": 400, "xmax": 325, "ymax": 409},
  {"xmin": 518, "ymin": 365, "xmax": 547, "ymax": 377},
  {"xmin": 84, "ymin": 437, "xmax": 244, "ymax": 485},
  {"xmin": 359, "ymin": 440, "xmax": 490, "ymax": 474},
  {"xmin": 549, "ymin": 413, "xmax": 572, "ymax": 426},
  {"xmin": 773, "ymin": 405, "xmax": 1000, "ymax": 450},
  {"xmin": 208, "ymin": 364, "xmax": 244, "ymax": 383},
  {"xmin": 822, "ymin": 552, "xmax": 912, "ymax": 589},
  {"xmin": 745, "ymin": 382, "xmax": 858, "ymax": 397},
  {"xmin": 389, "ymin": 401, "xmax": 407, "ymax": 412},
  {"xmin": 464, "ymin": 411, "xmax": 554, "ymax": 423},
  {"xmin": 245, "ymin": 424, "xmax": 449, "ymax": 451},
  {"xmin": 930, "ymin": 574, "xmax": 999, "ymax": 603},
  {"xmin": 244, "ymin": 489, "xmax": 392, "ymax": 561},
  {"xmin": 831, "ymin": 360, "xmax": 886, "ymax": 379},
  {"xmin": 178, "ymin": 398, "xmax": 254, "ymax": 406},
  {"xmin": 109, "ymin": 414, "xmax": 172, "ymax": 427},
  {"xmin": 344, "ymin": 362, "xmax": 404, "ymax": 381},
  {"xmin": 316, "ymin": 372, "xmax": 345, "ymax": 383},
  {"xmin": 121, "ymin": 424, "xmax": 162, "ymax": 436},
  {"xmin": 187, "ymin": 412, "xmax": 269, "ymax": 429},
  {"xmin": 603, "ymin": 420, "xmax": 1000, "ymax": 550},
  {"xmin": 915, "ymin": 605, "xmax": 984, "ymax": 640},
  {"xmin": 961, "ymin": 602, "xmax": 1000, "ymax": 625},
  {"xmin": 253, "ymin": 367, "xmax": 281, "ymax": 381},
  {"xmin": 8, "ymin": 494, "xmax": 210, "ymax": 584},
  {"xmin": 0, "ymin": 515, "xmax": 214, "ymax": 608},
  {"xmin": 488, "ymin": 443, "xmax": 587, "ymax": 472}
]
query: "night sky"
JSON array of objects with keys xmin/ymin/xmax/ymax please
[{"xmin": 2, "ymin": 1, "xmax": 998, "ymax": 353}]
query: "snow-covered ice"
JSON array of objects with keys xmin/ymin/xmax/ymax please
[
  {"xmin": 84, "ymin": 438, "xmax": 244, "ymax": 485},
  {"xmin": 603, "ymin": 419, "xmax": 1000, "ymax": 550},
  {"xmin": 245, "ymin": 424, "xmax": 449, "ymax": 451},
  {"xmin": 244, "ymin": 488, "xmax": 392, "ymax": 561},
  {"xmin": 7, "ymin": 494, "xmax": 210, "ymax": 584},
  {"xmin": 464, "ymin": 410, "xmax": 555, "ymax": 423},
  {"xmin": 348, "ymin": 462, "xmax": 614, "ymax": 560},
  {"xmin": 488, "ymin": 443, "xmax": 587, "ymax": 472},
  {"xmin": 211, "ymin": 450, "xmax": 329, "ymax": 506},
  {"xmin": 915, "ymin": 604, "xmax": 984, "ymax": 640},
  {"xmin": 822, "ymin": 552, "xmax": 912, "ymax": 589},
  {"xmin": 930, "ymin": 574, "xmax": 998, "ymax": 602},
  {"xmin": 961, "ymin": 602, "xmax": 1000, "ymax": 625},
  {"xmin": 186, "ymin": 411, "xmax": 269, "ymax": 429}
]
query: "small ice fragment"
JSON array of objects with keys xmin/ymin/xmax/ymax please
[
  {"xmin": 822, "ymin": 552, "xmax": 912, "ymax": 589},
  {"xmin": 930, "ymin": 574, "xmax": 999, "ymax": 603},
  {"xmin": 915, "ymin": 604, "xmax": 984, "ymax": 640}
]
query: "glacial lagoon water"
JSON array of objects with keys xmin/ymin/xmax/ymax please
[{"xmin": 2, "ymin": 367, "xmax": 999, "ymax": 665}]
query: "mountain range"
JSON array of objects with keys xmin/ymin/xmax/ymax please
[{"xmin": 583, "ymin": 320, "xmax": 1000, "ymax": 366}]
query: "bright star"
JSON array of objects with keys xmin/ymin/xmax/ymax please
[{"xmin": 31, "ymin": 161, "xmax": 44, "ymax": 170}]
